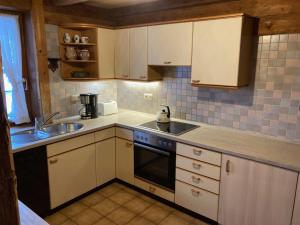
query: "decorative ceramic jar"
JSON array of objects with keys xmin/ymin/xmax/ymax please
[
  {"xmin": 74, "ymin": 34, "xmax": 80, "ymax": 43},
  {"xmin": 79, "ymin": 49, "xmax": 90, "ymax": 60},
  {"xmin": 64, "ymin": 33, "xmax": 71, "ymax": 43},
  {"xmin": 65, "ymin": 47, "xmax": 77, "ymax": 60}
]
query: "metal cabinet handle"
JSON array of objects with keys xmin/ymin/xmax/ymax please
[
  {"xmin": 192, "ymin": 162, "xmax": 201, "ymax": 170},
  {"xmin": 140, "ymin": 76, "xmax": 147, "ymax": 79},
  {"xmin": 226, "ymin": 160, "xmax": 230, "ymax": 174},
  {"xmin": 193, "ymin": 149, "xmax": 202, "ymax": 156},
  {"xmin": 192, "ymin": 176, "xmax": 201, "ymax": 183},
  {"xmin": 122, "ymin": 75, "xmax": 129, "ymax": 78},
  {"xmin": 164, "ymin": 61, "xmax": 172, "ymax": 65},
  {"xmin": 126, "ymin": 142, "xmax": 133, "ymax": 148},
  {"xmin": 49, "ymin": 159, "xmax": 58, "ymax": 164},
  {"xmin": 191, "ymin": 189, "xmax": 200, "ymax": 197},
  {"xmin": 149, "ymin": 186, "xmax": 156, "ymax": 193},
  {"xmin": 192, "ymin": 80, "xmax": 200, "ymax": 83}
]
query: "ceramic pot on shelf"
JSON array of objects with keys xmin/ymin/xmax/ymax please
[
  {"xmin": 65, "ymin": 47, "xmax": 77, "ymax": 60},
  {"xmin": 79, "ymin": 49, "xmax": 90, "ymax": 61}
]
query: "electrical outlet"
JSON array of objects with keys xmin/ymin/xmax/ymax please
[{"xmin": 144, "ymin": 93, "xmax": 153, "ymax": 101}]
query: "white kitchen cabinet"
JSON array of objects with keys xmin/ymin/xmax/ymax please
[
  {"xmin": 130, "ymin": 27, "xmax": 148, "ymax": 80},
  {"xmin": 115, "ymin": 28, "xmax": 130, "ymax": 79},
  {"xmin": 292, "ymin": 175, "xmax": 300, "ymax": 225},
  {"xmin": 116, "ymin": 137, "xmax": 134, "ymax": 184},
  {"xmin": 218, "ymin": 154, "xmax": 297, "ymax": 225},
  {"xmin": 191, "ymin": 15, "xmax": 254, "ymax": 87},
  {"xmin": 95, "ymin": 137, "xmax": 116, "ymax": 186},
  {"xmin": 48, "ymin": 144, "xmax": 96, "ymax": 209},
  {"xmin": 148, "ymin": 22, "xmax": 193, "ymax": 66},
  {"xmin": 97, "ymin": 28, "xmax": 115, "ymax": 79}
]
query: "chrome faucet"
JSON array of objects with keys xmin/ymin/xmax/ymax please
[{"xmin": 35, "ymin": 112, "xmax": 60, "ymax": 131}]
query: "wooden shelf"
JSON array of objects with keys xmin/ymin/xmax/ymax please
[
  {"xmin": 61, "ymin": 43, "xmax": 96, "ymax": 46},
  {"xmin": 62, "ymin": 59, "xmax": 97, "ymax": 63}
]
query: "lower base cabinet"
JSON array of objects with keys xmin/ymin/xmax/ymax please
[
  {"xmin": 116, "ymin": 137, "xmax": 134, "ymax": 184},
  {"xmin": 48, "ymin": 144, "xmax": 97, "ymax": 209},
  {"xmin": 218, "ymin": 154, "xmax": 298, "ymax": 225},
  {"xmin": 175, "ymin": 181, "xmax": 218, "ymax": 221},
  {"xmin": 96, "ymin": 137, "xmax": 116, "ymax": 186}
]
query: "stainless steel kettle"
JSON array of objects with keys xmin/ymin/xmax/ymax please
[{"xmin": 156, "ymin": 105, "xmax": 171, "ymax": 123}]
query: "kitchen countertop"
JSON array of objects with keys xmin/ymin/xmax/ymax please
[{"xmin": 12, "ymin": 110, "xmax": 300, "ymax": 172}]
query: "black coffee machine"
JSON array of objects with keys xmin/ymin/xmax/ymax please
[{"xmin": 79, "ymin": 94, "xmax": 98, "ymax": 119}]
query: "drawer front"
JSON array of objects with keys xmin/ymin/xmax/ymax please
[
  {"xmin": 175, "ymin": 180, "xmax": 218, "ymax": 221},
  {"xmin": 134, "ymin": 178, "xmax": 174, "ymax": 202},
  {"xmin": 95, "ymin": 127, "xmax": 115, "ymax": 142},
  {"xmin": 47, "ymin": 133, "xmax": 95, "ymax": 157},
  {"xmin": 176, "ymin": 155, "xmax": 220, "ymax": 180},
  {"xmin": 116, "ymin": 127, "xmax": 133, "ymax": 141},
  {"xmin": 176, "ymin": 168, "xmax": 219, "ymax": 194},
  {"xmin": 177, "ymin": 143, "xmax": 221, "ymax": 166}
]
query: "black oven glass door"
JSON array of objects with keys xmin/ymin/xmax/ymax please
[{"xmin": 134, "ymin": 142, "xmax": 175, "ymax": 190}]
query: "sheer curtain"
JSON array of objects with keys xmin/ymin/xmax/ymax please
[{"xmin": 0, "ymin": 14, "xmax": 30, "ymax": 124}]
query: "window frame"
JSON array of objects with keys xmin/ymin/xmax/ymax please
[{"xmin": 0, "ymin": 10, "xmax": 33, "ymax": 126}]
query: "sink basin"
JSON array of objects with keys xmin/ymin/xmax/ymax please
[
  {"xmin": 11, "ymin": 122, "xmax": 84, "ymax": 146},
  {"xmin": 40, "ymin": 122, "xmax": 84, "ymax": 135}
]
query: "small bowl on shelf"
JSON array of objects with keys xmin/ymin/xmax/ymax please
[{"xmin": 71, "ymin": 71, "xmax": 90, "ymax": 78}]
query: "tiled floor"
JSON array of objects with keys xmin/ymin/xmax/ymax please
[{"xmin": 45, "ymin": 182, "xmax": 210, "ymax": 225}]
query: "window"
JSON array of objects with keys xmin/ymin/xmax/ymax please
[{"xmin": 0, "ymin": 13, "xmax": 30, "ymax": 124}]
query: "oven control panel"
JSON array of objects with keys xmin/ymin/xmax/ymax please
[{"xmin": 134, "ymin": 130, "xmax": 176, "ymax": 152}]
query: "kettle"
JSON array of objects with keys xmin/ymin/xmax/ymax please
[{"xmin": 156, "ymin": 105, "xmax": 171, "ymax": 123}]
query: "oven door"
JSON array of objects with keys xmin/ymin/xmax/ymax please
[{"xmin": 134, "ymin": 142, "xmax": 175, "ymax": 191}]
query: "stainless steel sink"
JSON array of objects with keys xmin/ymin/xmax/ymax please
[
  {"xmin": 40, "ymin": 122, "xmax": 84, "ymax": 136},
  {"xmin": 11, "ymin": 122, "xmax": 84, "ymax": 146}
]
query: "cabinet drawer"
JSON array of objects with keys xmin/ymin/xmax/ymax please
[
  {"xmin": 176, "ymin": 168, "xmax": 219, "ymax": 194},
  {"xmin": 116, "ymin": 127, "xmax": 133, "ymax": 141},
  {"xmin": 134, "ymin": 178, "xmax": 174, "ymax": 202},
  {"xmin": 175, "ymin": 181, "xmax": 218, "ymax": 221},
  {"xmin": 47, "ymin": 133, "xmax": 94, "ymax": 157},
  {"xmin": 177, "ymin": 143, "xmax": 221, "ymax": 166},
  {"xmin": 176, "ymin": 155, "xmax": 220, "ymax": 180},
  {"xmin": 95, "ymin": 127, "xmax": 115, "ymax": 142}
]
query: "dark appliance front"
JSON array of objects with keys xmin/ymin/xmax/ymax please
[{"xmin": 134, "ymin": 130, "xmax": 176, "ymax": 191}]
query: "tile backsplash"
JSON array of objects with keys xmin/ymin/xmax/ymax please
[{"xmin": 46, "ymin": 24, "xmax": 300, "ymax": 141}]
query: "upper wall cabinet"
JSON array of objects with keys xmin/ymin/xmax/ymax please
[
  {"xmin": 148, "ymin": 22, "xmax": 193, "ymax": 66},
  {"xmin": 191, "ymin": 15, "xmax": 255, "ymax": 87},
  {"xmin": 97, "ymin": 28, "xmax": 115, "ymax": 79},
  {"xmin": 115, "ymin": 29, "xmax": 130, "ymax": 79},
  {"xmin": 129, "ymin": 27, "xmax": 162, "ymax": 81}
]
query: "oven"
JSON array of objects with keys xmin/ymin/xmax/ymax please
[{"xmin": 134, "ymin": 130, "xmax": 176, "ymax": 191}]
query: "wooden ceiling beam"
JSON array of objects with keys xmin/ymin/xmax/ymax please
[{"xmin": 53, "ymin": 0, "xmax": 89, "ymax": 6}]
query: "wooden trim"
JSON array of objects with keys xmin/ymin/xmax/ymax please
[{"xmin": 0, "ymin": 46, "xmax": 20, "ymax": 225}]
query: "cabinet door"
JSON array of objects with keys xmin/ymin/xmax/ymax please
[
  {"xmin": 116, "ymin": 137, "xmax": 134, "ymax": 184},
  {"xmin": 96, "ymin": 137, "xmax": 116, "ymax": 186},
  {"xmin": 48, "ymin": 144, "xmax": 96, "ymax": 209},
  {"xmin": 219, "ymin": 154, "xmax": 297, "ymax": 225},
  {"xmin": 115, "ymin": 29, "xmax": 129, "ymax": 79},
  {"xmin": 292, "ymin": 175, "xmax": 300, "ymax": 225},
  {"xmin": 130, "ymin": 27, "xmax": 148, "ymax": 80},
  {"xmin": 192, "ymin": 17, "xmax": 242, "ymax": 86},
  {"xmin": 98, "ymin": 28, "xmax": 115, "ymax": 79},
  {"xmin": 148, "ymin": 22, "xmax": 192, "ymax": 66}
]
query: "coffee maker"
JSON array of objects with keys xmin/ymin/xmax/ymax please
[{"xmin": 79, "ymin": 94, "xmax": 98, "ymax": 119}]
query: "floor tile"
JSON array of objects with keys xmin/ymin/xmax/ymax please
[
  {"xmin": 126, "ymin": 216, "xmax": 156, "ymax": 225},
  {"xmin": 60, "ymin": 202, "xmax": 88, "ymax": 218},
  {"xmin": 97, "ymin": 184, "xmax": 121, "ymax": 197},
  {"xmin": 159, "ymin": 214, "xmax": 189, "ymax": 225},
  {"xmin": 93, "ymin": 217, "xmax": 116, "ymax": 225},
  {"xmin": 121, "ymin": 186, "xmax": 141, "ymax": 196},
  {"xmin": 72, "ymin": 208, "xmax": 102, "ymax": 225},
  {"xmin": 154, "ymin": 201, "xmax": 175, "ymax": 213},
  {"xmin": 138, "ymin": 194, "xmax": 156, "ymax": 204},
  {"xmin": 109, "ymin": 190, "xmax": 135, "ymax": 205},
  {"xmin": 141, "ymin": 205, "xmax": 171, "ymax": 223},
  {"xmin": 106, "ymin": 207, "xmax": 136, "ymax": 225},
  {"xmin": 61, "ymin": 220, "xmax": 77, "ymax": 225},
  {"xmin": 80, "ymin": 192, "xmax": 105, "ymax": 207},
  {"xmin": 45, "ymin": 212, "xmax": 68, "ymax": 225},
  {"xmin": 171, "ymin": 210, "xmax": 195, "ymax": 223},
  {"xmin": 190, "ymin": 219, "xmax": 210, "ymax": 225},
  {"xmin": 123, "ymin": 197, "xmax": 152, "ymax": 214},
  {"xmin": 91, "ymin": 199, "xmax": 120, "ymax": 216}
]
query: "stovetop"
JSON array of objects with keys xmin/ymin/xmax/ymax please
[{"xmin": 138, "ymin": 120, "xmax": 199, "ymax": 136}]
